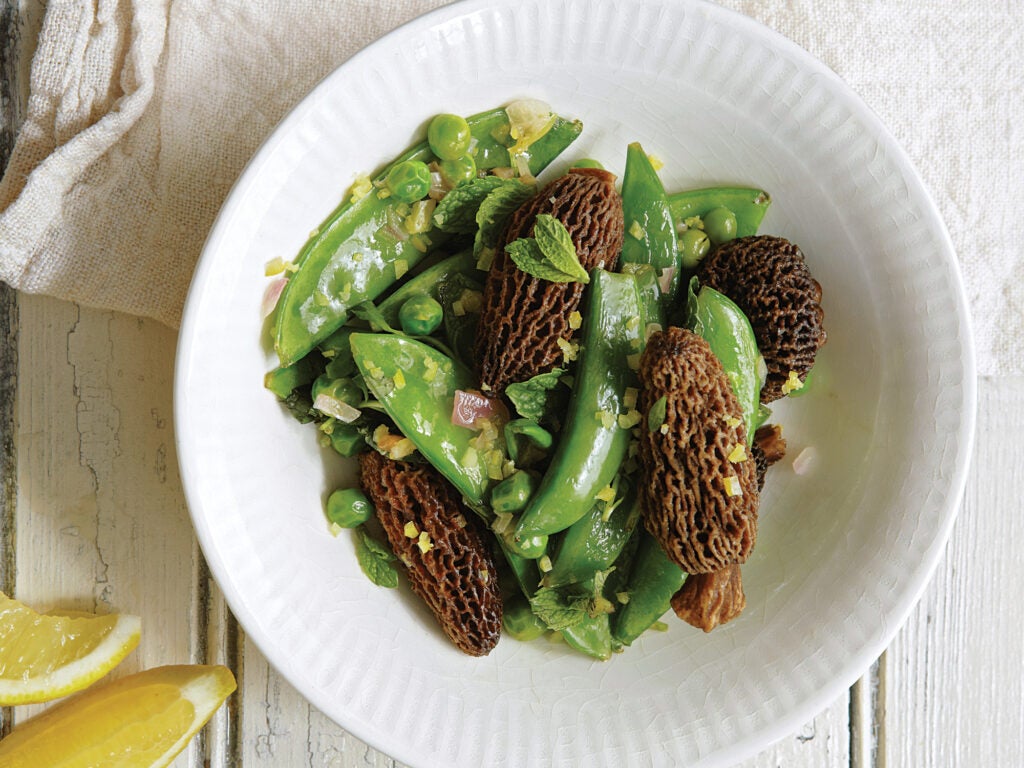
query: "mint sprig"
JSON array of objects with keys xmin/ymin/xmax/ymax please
[
  {"xmin": 432, "ymin": 176, "xmax": 515, "ymax": 234},
  {"xmin": 506, "ymin": 214, "xmax": 589, "ymax": 283},
  {"xmin": 353, "ymin": 527, "xmax": 399, "ymax": 588}
]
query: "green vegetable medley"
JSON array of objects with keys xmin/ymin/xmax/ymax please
[{"xmin": 263, "ymin": 101, "xmax": 781, "ymax": 660}]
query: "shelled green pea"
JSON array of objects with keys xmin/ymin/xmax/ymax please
[
  {"xmin": 326, "ymin": 488, "xmax": 374, "ymax": 528},
  {"xmin": 399, "ymin": 294, "xmax": 444, "ymax": 336}
]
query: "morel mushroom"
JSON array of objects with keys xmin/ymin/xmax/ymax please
[
  {"xmin": 474, "ymin": 167, "xmax": 624, "ymax": 393},
  {"xmin": 638, "ymin": 327, "xmax": 759, "ymax": 574},
  {"xmin": 671, "ymin": 563, "xmax": 746, "ymax": 632},
  {"xmin": 358, "ymin": 451, "xmax": 502, "ymax": 656},
  {"xmin": 697, "ymin": 236, "xmax": 825, "ymax": 402},
  {"xmin": 752, "ymin": 423, "xmax": 787, "ymax": 491}
]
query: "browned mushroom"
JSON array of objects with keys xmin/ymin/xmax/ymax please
[
  {"xmin": 697, "ymin": 235, "xmax": 825, "ymax": 402},
  {"xmin": 671, "ymin": 564, "xmax": 746, "ymax": 632},
  {"xmin": 358, "ymin": 451, "xmax": 502, "ymax": 656},
  {"xmin": 474, "ymin": 167, "xmax": 624, "ymax": 393},
  {"xmin": 752, "ymin": 423, "xmax": 787, "ymax": 490},
  {"xmin": 637, "ymin": 327, "xmax": 759, "ymax": 574}
]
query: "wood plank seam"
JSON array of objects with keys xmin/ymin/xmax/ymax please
[{"xmin": 0, "ymin": 0, "xmax": 21, "ymax": 742}]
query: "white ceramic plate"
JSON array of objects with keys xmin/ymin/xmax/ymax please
[{"xmin": 175, "ymin": 1, "xmax": 976, "ymax": 765}]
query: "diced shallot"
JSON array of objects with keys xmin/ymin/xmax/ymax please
[
  {"xmin": 261, "ymin": 277, "xmax": 288, "ymax": 318},
  {"xmin": 657, "ymin": 266, "xmax": 676, "ymax": 295},
  {"xmin": 792, "ymin": 446, "xmax": 818, "ymax": 476},
  {"xmin": 314, "ymin": 394, "xmax": 361, "ymax": 423},
  {"xmin": 452, "ymin": 389, "xmax": 507, "ymax": 430}
]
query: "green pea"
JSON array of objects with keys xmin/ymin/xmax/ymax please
[
  {"xmin": 327, "ymin": 424, "xmax": 365, "ymax": 457},
  {"xmin": 703, "ymin": 206, "xmax": 738, "ymax": 245},
  {"xmin": 679, "ymin": 228, "xmax": 711, "ymax": 269},
  {"xmin": 439, "ymin": 154, "xmax": 477, "ymax": 187},
  {"xmin": 427, "ymin": 113, "xmax": 472, "ymax": 161},
  {"xmin": 326, "ymin": 488, "xmax": 373, "ymax": 528},
  {"xmin": 572, "ymin": 158, "xmax": 604, "ymax": 170},
  {"xmin": 398, "ymin": 294, "xmax": 443, "ymax": 336},
  {"xmin": 490, "ymin": 470, "xmax": 537, "ymax": 515},
  {"xmin": 386, "ymin": 160, "xmax": 431, "ymax": 203},
  {"xmin": 503, "ymin": 594, "xmax": 547, "ymax": 641},
  {"xmin": 312, "ymin": 374, "xmax": 362, "ymax": 407}
]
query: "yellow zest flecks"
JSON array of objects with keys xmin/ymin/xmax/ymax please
[
  {"xmin": 629, "ymin": 220, "xmax": 645, "ymax": 240},
  {"xmin": 626, "ymin": 353, "xmax": 641, "ymax": 371},
  {"xmin": 595, "ymin": 410, "xmax": 616, "ymax": 430},
  {"xmin": 423, "ymin": 357, "xmax": 438, "ymax": 382},
  {"xmin": 727, "ymin": 443, "xmax": 748, "ymax": 463},
  {"xmin": 568, "ymin": 311, "xmax": 583, "ymax": 330},
  {"xmin": 538, "ymin": 555, "xmax": 553, "ymax": 573},
  {"xmin": 624, "ymin": 387, "xmax": 639, "ymax": 410},
  {"xmin": 782, "ymin": 369, "xmax": 805, "ymax": 395},
  {"xmin": 348, "ymin": 173, "xmax": 373, "ymax": 203},
  {"xmin": 723, "ymin": 475, "xmax": 743, "ymax": 497},
  {"xmin": 388, "ymin": 438, "xmax": 416, "ymax": 460},
  {"xmin": 595, "ymin": 485, "xmax": 616, "ymax": 503},
  {"xmin": 616, "ymin": 591, "xmax": 631, "ymax": 604},
  {"xmin": 724, "ymin": 415, "xmax": 741, "ymax": 428},
  {"xmin": 617, "ymin": 410, "xmax": 642, "ymax": 429},
  {"xmin": 647, "ymin": 153, "xmax": 664, "ymax": 171},
  {"xmin": 556, "ymin": 337, "xmax": 579, "ymax": 363},
  {"xmin": 404, "ymin": 521, "xmax": 419, "ymax": 539},
  {"xmin": 394, "ymin": 259, "xmax": 409, "ymax": 280},
  {"xmin": 264, "ymin": 257, "xmax": 287, "ymax": 276},
  {"xmin": 659, "ymin": 423, "xmax": 670, "ymax": 435},
  {"xmin": 417, "ymin": 531, "xmax": 434, "ymax": 554},
  {"xmin": 392, "ymin": 370, "xmax": 406, "ymax": 389}
]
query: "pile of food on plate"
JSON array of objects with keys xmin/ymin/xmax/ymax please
[{"xmin": 262, "ymin": 100, "xmax": 826, "ymax": 658}]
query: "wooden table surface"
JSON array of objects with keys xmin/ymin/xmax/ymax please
[{"xmin": 1, "ymin": 4, "xmax": 1022, "ymax": 767}]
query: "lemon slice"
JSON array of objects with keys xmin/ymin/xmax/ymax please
[
  {"xmin": 0, "ymin": 664, "xmax": 236, "ymax": 767},
  {"xmin": 0, "ymin": 591, "xmax": 141, "ymax": 705}
]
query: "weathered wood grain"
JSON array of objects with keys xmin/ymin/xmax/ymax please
[{"xmin": 885, "ymin": 376, "xmax": 1023, "ymax": 768}]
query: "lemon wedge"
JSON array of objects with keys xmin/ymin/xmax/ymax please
[
  {"xmin": 0, "ymin": 591, "xmax": 141, "ymax": 705},
  {"xmin": 0, "ymin": 664, "xmax": 237, "ymax": 767}
]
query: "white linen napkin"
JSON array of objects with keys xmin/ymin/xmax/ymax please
[{"xmin": 0, "ymin": 0, "xmax": 1019, "ymax": 376}]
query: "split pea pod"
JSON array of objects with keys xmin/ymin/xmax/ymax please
[
  {"xmin": 274, "ymin": 107, "xmax": 583, "ymax": 366},
  {"xmin": 511, "ymin": 269, "xmax": 644, "ymax": 545},
  {"xmin": 348, "ymin": 333, "xmax": 492, "ymax": 506},
  {"xmin": 619, "ymin": 143, "xmax": 680, "ymax": 305},
  {"xmin": 376, "ymin": 249, "xmax": 477, "ymax": 328},
  {"xmin": 667, "ymin": 186, "xmax": 771, "ymax": 239}
]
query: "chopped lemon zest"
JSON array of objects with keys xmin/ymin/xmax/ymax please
[
  {"xmin": 616, "ymin": 591, "xmax": 631, "ymax": 604},
  {"xmin": 349, "ymin": 173, "xmax": 373, "ymax": 203},
  {"xmin": 618, "ymin": 410, "xmax": 642, "ymax": 429},
  {"xmin": 724, "ymin": 476, "xmax": 743, "ymax": 497},
  {"xmin": 624, "ymin": 387, "xmax": 639, "ymax": 409},
  {"xmin": 625, "ymin": 315, "xmax": 640, "ymax": 331},
  {"xmin": 328, "ymin": 522, "xmax": 343, "ymax": 537},
  {"xmin": 626, "ymin": 353, "xmax": 641, "ymax": 371},
  {"xmin": 647, "ymin": 153, "xmax": 664, "ymax": 171},
  {"xmin": 388, "ymin": 438, "xmax": 417, "ymax": 460},
  {"xmin": 476, "ymin": 247, "xmax": 495, "ymax": 271},
  {"xmin": 479, "ymin": 569, "xmax": 490, "ymax": 584},
  {"xmin": 264, "ymin": 257, "xmax": 287, "ymax": 276},
  {"xmin": 394, "ymin": 259, "xmax": 409, "ymax": 280},
  {"xmin": 659, "ymin": 423, "xmax": 670, "ymax": 435},
  {"xmin": 538, "ymin": 555, "xmax": 553, "ymax": 573},
  {"xmin": 452, "ymin": 300, "xmax": 465, "ymax": 317},
  {"xmin": 629, "ymin": 220, "xmax": 645, "ymax": 240},
  {"xmin": 417, "ymin": 531, "xmax": 434, "ymax": 554},
  {"xmin": 568, "ymin": 311, "xmax": 582, "ymax": 330},
  {"xmin": 556, "ymin": 337, "xmax": 579, "ymax": 363},
  {"xmin": 404, "ymin": 521, "xmax": 419, "ymax": 538},
  {"xmin": 727, "ymin": 444, "xmax": 748, "ymax": 463},
  {"xmin": 392, "ymin": 370, "xmax": 406, "ymax": 389},
  {"xmin": 462, "ymin": 446, "xmax": 479, "ymax": 468},
  {"xmin": 725, "ymin": 415, "xmax": 741, "ymax": 428},
  {"xmin": 595, "ymin": 485, "xmax": 616, "ymax": 503},
  {"xmin": 782, "ymin": 370, "xmax": 805, "ymax": 395}
]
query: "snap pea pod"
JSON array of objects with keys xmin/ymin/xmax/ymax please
[
  {"xmin": 504, "ymin": 594, "xmax": 547, "ymax": 641},
  {"xmin": 562, "ymin": 612, "xmax": 613, "ymax": 661},
  {"xmin": 375, "ymin": 250, "xmax": 477, "ymax": 328},
  {"xmin": 512, "ymin": 269, "xmax": 644, "ymax": 544},
  {"xmin": 620, "ymin": 142, "xmax": 680, "ymax": 304},
  {"xmin": 264, "ymin": 354, "xmax": 321, "ymax": 399},
  {"xmin": 274, "ymin": 107, "xmax": 583, "ymax": 366},
  {"xmin": 612, "ymin": 531, "xmax": 686, "ymax": 646},
  {"xmin": 348, "ymin": 333, "xmax": 491, "ymax": 506},
  {"xmin": 545, "ymin": 479, "xmax": 641, "ymax": 588},
  {"xmin": 685, "ymin": 279, "xmax": 761, "ymax": 444},
  {"xmin": 666, "ymin": 186, "xmax": 771, "ymax": 238}
]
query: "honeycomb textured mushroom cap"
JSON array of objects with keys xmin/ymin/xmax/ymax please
[
  {"xmin": 752, "ymin": 423, "xmax": 787, "ymax": 491},
  {"xmin": 697, "ymin": 235, "xmax": 825, "ymax": 402},
  {"xmin": 638, "ymin": 327, "xmax": 759, "ymax": 574},
  {"xmin": 474, "ymin": 168, "xmax": 624, "ymax": 393},
  {"xmin": 359, "ymin": 451, "xmax": 502, "ymax": 656}
]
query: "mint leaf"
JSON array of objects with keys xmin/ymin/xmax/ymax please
[
  {"xmin": 529, "ymin": 586, "xmax": 589, "ymax": 631},
  {"xmin": 505, "ymin": 368, "xmax": 565, "ymax": 422},
  {"xmin": 506, "ymin": 238, "xmax": 582, "ymax": 283},
  {"xmin": 432, "ymin": 176, "xmax": 511, "ymax": 234},
  {"xmin": 353, "ymin": 527, "xmax": 399, "ymax": 588},
  {"xmin": 533, "ymin": 214, "xmax": 589, "ymax": 283},
  {"xmin": 474, "ymin": 182, "xmax": 535, "ymax": 258},
  {"xmin": 647, "ymin": 395, "xmax": 668, "ymax": 433}
]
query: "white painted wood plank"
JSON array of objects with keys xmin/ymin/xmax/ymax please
[
  {"xmin": 12, "ymin": 298, "xmax": 200, "ymax": 767},
  {"xmin": 885, "ymin": 375, "xmax": 1024, "ymax": 767}
]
